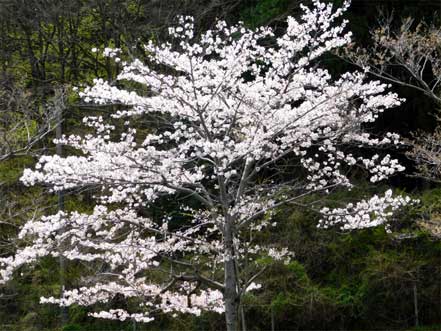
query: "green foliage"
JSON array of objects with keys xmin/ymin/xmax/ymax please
[
  {"xmin": 236, "ymin": 187, "xmax": 441, "ymax": 330},
  {"xmin": 0, "ymin": 156, "xmax": 34, "ymax": 184},
  {"xmin": 62, "ymin": 324, "xmax": 82, "ymax": 331},
  {"xmin": 241, "ymin": 0, "xmax": 291, "ymax": 27}
]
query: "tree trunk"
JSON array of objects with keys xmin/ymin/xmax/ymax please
[
  {"xmin": 55, "ymin": 90, "xmax": 68, "ymax": 325},
  {"xmin": 413, "ymin": 282, "xmax": 419, "ymax": 327},
  {"xmin": 224, "ymin": 217, "xmax": 238, "ymax": 331},
  {"xmin": 240, "ymin": 305, "xmax": 247, "ymax": 331}
]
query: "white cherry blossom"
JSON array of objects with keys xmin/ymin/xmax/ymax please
[{"xmin": 1, "ymin": 1, "xmax": 410, "ymax": 330}]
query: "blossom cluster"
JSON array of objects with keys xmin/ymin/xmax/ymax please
[
  {"xmin": 0, "ymin": 0, "xmax": 411, "ymax": 323},
  {"xmin": 319, "ymin": 190, "xmax": 413, "ymax": 230}
]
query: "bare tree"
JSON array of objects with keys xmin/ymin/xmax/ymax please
[
  {"xmin": 341, "ymin": 13, "xmax": 441, "ymax": 238},
  {"xmin": 0, "ymin": 81, "xmax": 56, "ymax": 163},
  {"xmin": 341, "ymin": 13, "xmax": 441, "ymax": 104}
]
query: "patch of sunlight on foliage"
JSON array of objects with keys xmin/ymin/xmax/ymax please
[{"xmin": 0, "ymin": 156, "xmax": 34, "ymax": 184}]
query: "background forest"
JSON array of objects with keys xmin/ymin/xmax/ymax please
[{"xmin": 0, "ymin": 0, "xmax": 440, "ymax": 330}]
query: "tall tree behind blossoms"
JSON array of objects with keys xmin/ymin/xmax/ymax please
[{"xmin": 0, "ymin": 1, "xmax": 412, "ymax": 330}]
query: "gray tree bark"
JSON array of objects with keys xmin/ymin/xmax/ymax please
[
  {"xmin": 224, "ymin": 216, "xmax": 238, "ymax": 331},
  {"xmin": 55, "ymin": 89, "xmax": 68, "ymax": 325}
]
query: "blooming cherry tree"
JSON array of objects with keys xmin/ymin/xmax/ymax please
[{"xmin": 0, "ymin": 1, "xmax": 410, "ymax": 330}]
